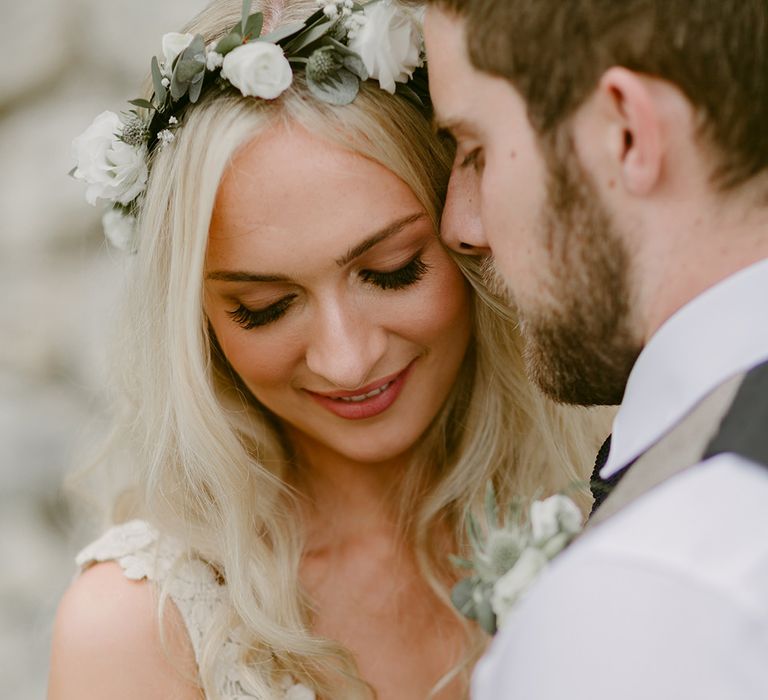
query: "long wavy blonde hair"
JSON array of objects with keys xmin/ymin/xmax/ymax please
[{"xmin": 89, "ymin": 0, "xmax": 607, "ymax": 697}]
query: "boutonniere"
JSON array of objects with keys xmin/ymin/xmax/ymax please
[{"xmin": 450, "ymin": 485, "xmax": 583, "ymax": 635}]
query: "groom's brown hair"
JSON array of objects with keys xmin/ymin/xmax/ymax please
[{"xmin": 424, "ymin": 0, "xmax": 768, "ymax": 190}]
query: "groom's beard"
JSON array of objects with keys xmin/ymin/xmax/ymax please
[{"xmin": 514, "ymin": 142, "xmax": 641, "ymax": 406}]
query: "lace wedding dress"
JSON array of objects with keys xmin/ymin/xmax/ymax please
[{"xmin": 76, "ymin": 520, "xmax": 314, "ymax": 700}]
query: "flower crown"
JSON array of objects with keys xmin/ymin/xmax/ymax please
[{"xmin": 71, "ymin": 0, "xmax": 428, "ymax": 251}]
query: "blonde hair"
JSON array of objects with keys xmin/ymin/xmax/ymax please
[{"xmin": 93, "ymin": 0, "xmax": 607, "ymax": 697}]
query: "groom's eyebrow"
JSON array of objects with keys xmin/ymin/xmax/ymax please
[{"xmin": 335, "ymin": 212, "xmax": 427, "ymax": 266}]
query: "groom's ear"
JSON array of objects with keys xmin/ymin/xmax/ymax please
[{"xmin": 593, "ymin": 67, "xmax": 664, "ymax": 197}]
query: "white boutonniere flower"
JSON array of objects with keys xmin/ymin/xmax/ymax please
[
  {"xmin": 348, "ymin": 0, "xmax": 423, "ymax": 94},
  {"xmin": 221, "ymin": 42, "xmax": 293, "ymax": 99},
  {"xmin": 71, "ymin": 111, "xmax": 149, "ymax": 206},
  {"xmin": 451, "ymin": 487, "xmax": 584, "ymax": 634}
]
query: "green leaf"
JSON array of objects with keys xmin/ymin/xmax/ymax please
[
  {"xmin": 240, "ymin": 0, "xmax": 253, "ymax": 35},
  {"xmin": 259, "ymin": 21, "xmax": 306, "ymax": 44},
  {"xmin": 151, "ymin": 56, "xmax": 167, "ymax": 104},
  {"xmin": 484, "ymin": 481, "xmax": 498, "ymax": 528},
  {"xmin": 450, "ymin": 578, "xmax": 478, "ymax": 619},
  {"xmin": 283, "ymin": 19, "xmax": 333, "ymax": 54},
  {"xmin": 216, "ymin": 30, "xmax": 243, "ymax": 55},
  {"xmin": 343, "ymin": 53, "xmax": 368, "ymax": 81},
  {"xmin": 306, "ymin": 68, "xmax": 359, "ymax": 105},
  {"xmin": 243, "ymin": 11, "xmax": 263, "ymax": 41},
  {"xmin": 448, "ymin": 554, "xmax": 476, "ymax": 570},
  {"xmin": 128, "ymin": 98, "xmax": 154, "ymax": 110},
  {"xmin": 188, "ymin": 72, "xmax": 205, "ymax": 103},
  {"xmin": 466, "ymin": 511, "xmax": 484, "ymax": 555},
  {"xmin": 395, "ymin": 83, "xmax": 426, "ymax": 108},
  {"xmin": 475, "ymin": 592, "xmax": 497, "ymax": 635}
]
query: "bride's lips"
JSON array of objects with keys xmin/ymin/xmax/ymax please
[{"xmin": 305, "ymin": 360, "xmax": 416, "ymax": 420}]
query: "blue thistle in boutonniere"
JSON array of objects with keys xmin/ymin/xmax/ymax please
[{"xmin": 451, "ymin": 484, "xmax": 583, "ymax": 635}]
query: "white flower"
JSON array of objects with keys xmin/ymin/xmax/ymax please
[
  {"xmin": 157, "ymin": 129, "xmax": 175, "ymax": 146},
  {"xmin": 206, "ymin": 49, "xmax": 224, "ymax": 71},
  {"xmin": 348, "ymin": 0, "xmax": 423, "ymax": 94},
  {"xmin": 530, "ymin": 495, "xmax": 583, "ymax": 547},
  {"xmin": 162, "ymin": 32, "xmax": 195, "ymax": 73},
  {"xmin": 221, "ymin": 42, "xmax": 293, "ymax": 99},
  {"xmin": 491, "ymin": 547, "xmax": 548, "ymax": 628},
  {"xmin": 102, "ymin": 208, "xmax": 137, "ymax": 252},
  {"xmin": 72, "ymin": 111, "xmax": 149, "ymax": 206}
]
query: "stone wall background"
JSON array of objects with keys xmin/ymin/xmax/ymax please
[{"xmin": 0, "ymin": 1, "xmax": 209, "ymax": 696}]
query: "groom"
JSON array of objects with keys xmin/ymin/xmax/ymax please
[{"xmin": 421, "ymin": 0, "xmax": 768, "ymax": 698}]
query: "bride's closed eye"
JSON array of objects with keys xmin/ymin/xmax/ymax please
[
  {"xmin": 227, "ymin": 254, "xmax": 431, "ymax": 330},
  {"xmin": 360, "ymin": 252, "xmax": 430, "ymax": 290},
  {"xmin": 227, "ymin": 294, "xmax": 298, "ymax": 330}
]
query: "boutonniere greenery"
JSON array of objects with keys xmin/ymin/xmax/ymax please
[{"xmin": 451, "ymin": 485, "xmax": 583, "ymax": 635}]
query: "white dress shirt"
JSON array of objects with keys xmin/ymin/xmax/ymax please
[{"xmin": 473, "ymin": 258, "xmax": 768, "ymax": 699}]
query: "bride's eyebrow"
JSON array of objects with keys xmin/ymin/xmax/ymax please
[
  {"xmin": 335, "ymin": 212, "xmax": 427, "ymax": 267},
  {"xmin": 206, "ymin": 213, "xmax": 428, "ymax": 283}
]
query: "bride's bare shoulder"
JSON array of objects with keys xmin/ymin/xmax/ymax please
[{"xmin": 48, "ymin": 561, "xmax": 201, "ymax": 700}]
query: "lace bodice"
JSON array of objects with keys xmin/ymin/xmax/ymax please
[{"xmin": 76, "ymin": 520, "xmax": 314, "ymax": 700}]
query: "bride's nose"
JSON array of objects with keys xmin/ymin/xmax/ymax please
[{"xmin": 305, "ymin": 297, "xmax": 388, "ymax": 390}]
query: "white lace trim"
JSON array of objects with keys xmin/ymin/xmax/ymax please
[{"xmin": 76, "ymin": 519, "xmax": 315, "ymax": 700}]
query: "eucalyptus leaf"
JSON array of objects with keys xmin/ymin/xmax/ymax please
[
  {"xmin": 395, "ymin": 82, "xmax": 426, "ymax": 108},
  {"xmin": 327, "ymin": 37, "xmax": 357, "ymax": 56},
  {"xmin": 343, "ymin": 53, "xmax": 368, "ymax": 81},
  {"xmin": 284, "ymin": 20, "xmax": 333, "ymax": 54},
  {"xmin": 151, "ymin": 56, "xmax": 167, "ymax": 104},
  {"xmin": 484, "ymin": 482, "xmax": 498, "ymax": 528},
  {"xmin": 475, "ymin": 593, "xmax": 497, "ymax": 635},
  {"xmin": 188, "ymin": 72, "xmax": 205, "ymax": 103},
  {"xmin": 466, "ymin": 511, "xmax": 484, "ymax": 555},
  {"xmin": 306, "ymin": 68, "xmax": 359, "ymax": 105},
  {"xmin": 128, "ymin": 98, "xmax": 154, "ymax": 110},
  {"xmin": 240, "ymin": 0, "xmax": 253, "ymax": 35},
  {"xmin": 216, "ymin": 30, "xmax": 243, "ymax": 55},
  {"xmin": 450, "ymin": 578, "xmax": 478, "ymax": 619},
  {"xmin": 259, "ymin": 20, "xmax": 305, "ymax": 44},
  {"xmin": 243, "ymin": 11, "xmax": 264, "ymax": 41},
  {"xmin": 448, "ymin": 554, "xmax": 476, "ymax": 570}
]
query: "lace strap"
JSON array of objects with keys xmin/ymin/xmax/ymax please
[{"xmin": 76, "ymin": 519, "xmax": 224, "ymax": 662}]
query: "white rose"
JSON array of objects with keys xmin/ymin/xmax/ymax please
[
  {"xmin": 221, "ymin": 42, "xmax": 293, "ymax": 99},
  {"xmin": 101, "ymin": 208, "xmax": 138, "ymax": 252},
  {"xmin": 530, "ymin": 495, "xmax": 583, "ymax": 547},
  {"xmin": 162, "ymin": 32, "xmax": 195, "ymax": 73},
  {"xmin": 72, "ymin": 111, "xmax": 149, "ymax": 206},
  {"xmin": 348, "ymin": 0, "xmax": 423, "ymax": 94},
  {"xmin": 491, "ymin": 547, "xmax": 548, "ymax": 629}
]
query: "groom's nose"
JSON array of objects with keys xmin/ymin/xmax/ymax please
[{"xmin": 440, "ymin": 166, "xmax": 490, "ymax": 255}]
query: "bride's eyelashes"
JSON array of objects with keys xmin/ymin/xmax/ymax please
[
  {"xmin": 359, "ymin": 253, "xmax": 430, "ymax": 290},
  {"xmin": 228, "ymin": 254, "xmax": 431, "ymax": 330},
  {"xmin": 228, "ymin": 294, "xmax": 298, "ymax": 330}
]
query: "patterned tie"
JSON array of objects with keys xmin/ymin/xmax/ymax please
[{"xmin": 589, "ymin": 434, "xmax": 624, "ymax": 516}]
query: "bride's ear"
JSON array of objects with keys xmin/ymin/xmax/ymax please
[{"xmin": 596, "ymin": 67, "xmax": 663, "ymax": 196}]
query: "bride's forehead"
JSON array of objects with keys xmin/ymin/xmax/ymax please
[{"xmin": 209, "ymin": 127, "xmax": 423, "ymax": 250}]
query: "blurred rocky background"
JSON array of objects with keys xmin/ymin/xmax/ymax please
[{"xmin": 0, "ymin": 1, "xmax": 209, "ymax": 696}]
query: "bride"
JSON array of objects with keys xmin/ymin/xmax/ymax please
[{"xmin": 49, "ymin": 1, "xmax": 602, "ymax": 698}]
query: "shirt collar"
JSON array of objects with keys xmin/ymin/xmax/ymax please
[{"xmin": 601, "ymin": 257, "xmax": 768, "ymax": 478}]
